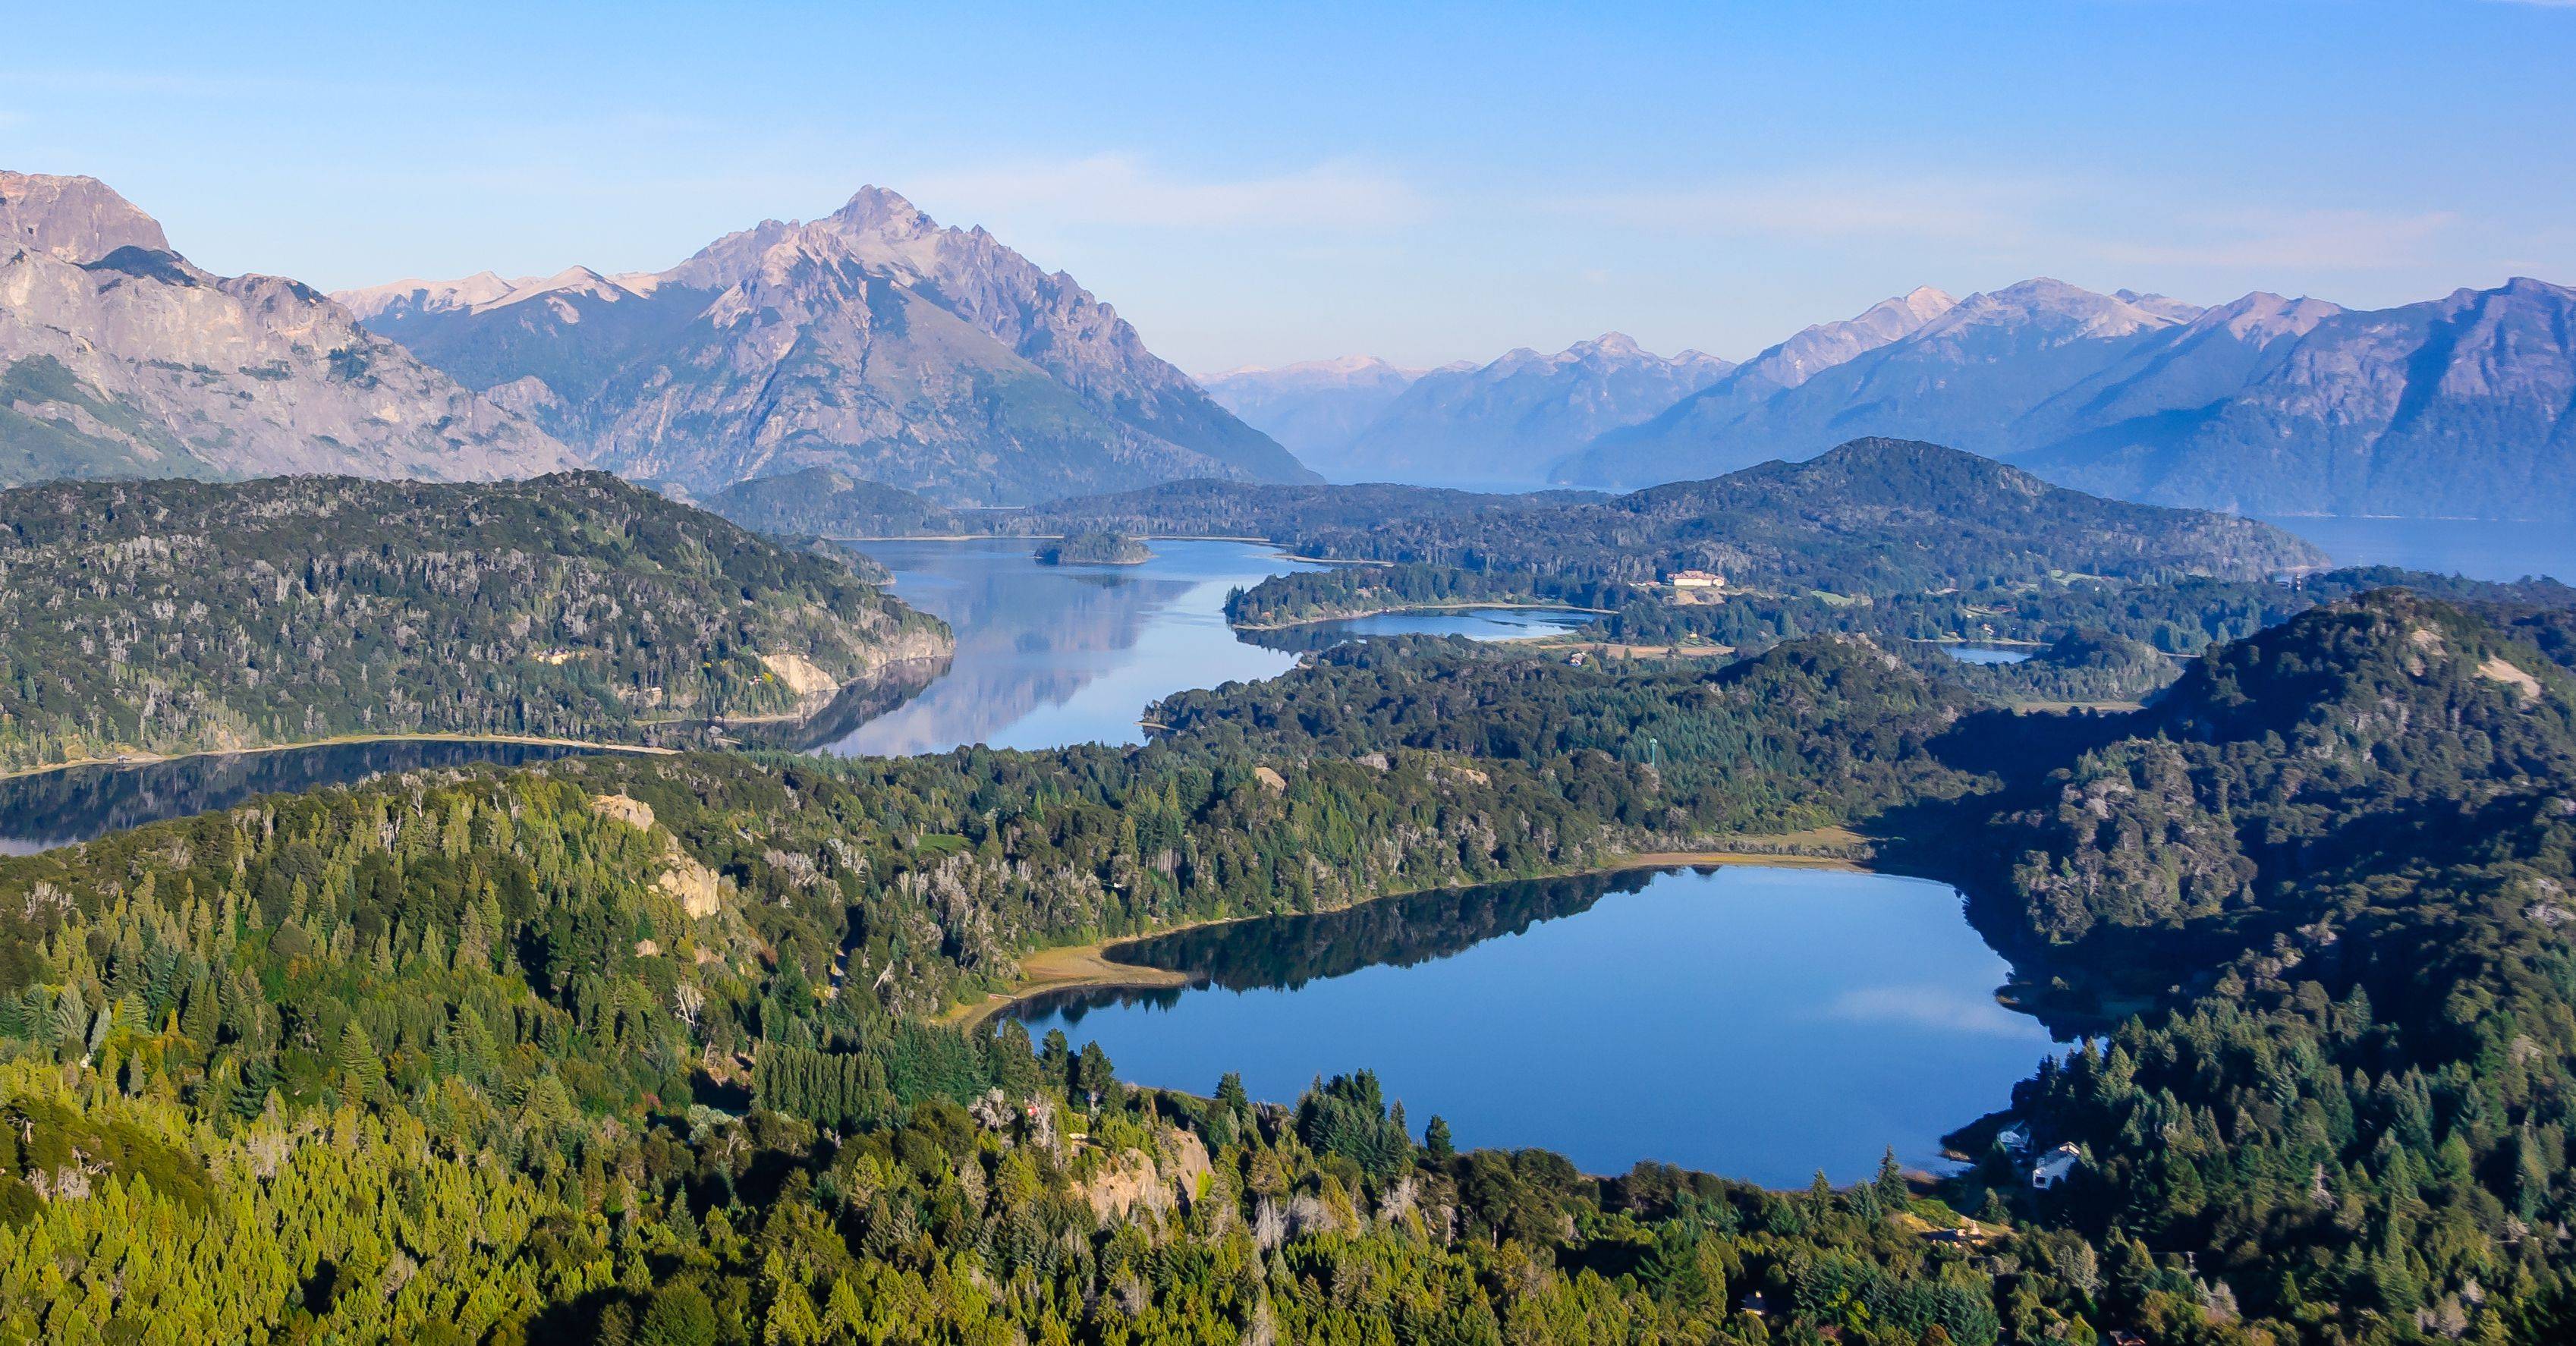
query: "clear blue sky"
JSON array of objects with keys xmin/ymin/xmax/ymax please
[{"xmin": 5, "ymin": 2, "xmax": 2570, "ymax": 371}]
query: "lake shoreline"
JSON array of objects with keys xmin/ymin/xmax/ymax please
[
  {"xmin": 937, "ymin": 837, "xmax": 1872, "ymax": 1030},
  {"xmin": 0, "ymin": 731, "xmax": 678, "ymax": 785},
  {"xmin": 1229, "ymin": 600, "xmax": 1612, "ymax": 632}
]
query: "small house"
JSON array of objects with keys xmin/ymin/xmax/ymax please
[
  {"xmin": 1667, "ymin": 568, "xmax": 1725, "ymax": 589},
  {"xmin": 2030, "ymin": 1143, "xmax": 2081, "ymax": 1190},
  {"xmin": 1996, "ymin": 1121, "xmax": 2032, "ymax": 1154}
]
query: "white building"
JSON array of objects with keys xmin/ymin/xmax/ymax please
[
  {"xmin": 2030, "ymin": 1143, "xmax": 2082, "ymax": 1190},
  {"xmin": 1666, "ymin": 569, "xmax": 1725, "ymax": 589}
]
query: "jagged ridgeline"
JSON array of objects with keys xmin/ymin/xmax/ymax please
[{"xmin": 0, "ymin": 472, "xmax": 949, "ymax": 772}]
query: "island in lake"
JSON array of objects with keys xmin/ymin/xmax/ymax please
[{"xmin": 1036, "ymin": 530, "xmax": 1154, "ymax": 565}]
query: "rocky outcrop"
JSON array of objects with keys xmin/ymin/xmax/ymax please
[
  {"xmin": 340, "ymin": 186, "xmax": 1314, "ymax": 505},
  {"xmin": 0, "ymin": 171, "xmax": 572, "ymax": 487}
]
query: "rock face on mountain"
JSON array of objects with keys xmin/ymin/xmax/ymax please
[
  {"xmin": 1556, "ymin": 275, "xmax": 2576, "ymax": 520},
  {"xmin": 1558, "ymin": 280, "xmax": 2198, "ymax": 487},
  {"xmin": 343, "ymin": 187, "xmax": 1314, "ymax": 505},
  {"xmin": 0, "ymin": 171, "xmax": 572, "ymax": 487},
  {"xmin": 1198, "ymin": 356, "xmax": 1427, "ymax": 476},
  {"xmin": 2024, "ymin": 278, "xmax": 2576, "ymax": 520},
  {"xmin": 1561, "ymin": 288, "xmax": 1957, "ymax": 486},
  {"xmin": 1316, "ymin": 335, "xmax": 1731, "ymax": 486}
]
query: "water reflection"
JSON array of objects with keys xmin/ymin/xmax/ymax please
[
  {"xmin": 1235, "ymin": 607, "xmax": 1589, "ymax": 655},
  {"xmin": 1015, "ymin": 864, "xmax": 2061, "ymax": 1185},
  {"xmin": 822, "ymin": 539, "xmax": 1321, "ymax": 756}
]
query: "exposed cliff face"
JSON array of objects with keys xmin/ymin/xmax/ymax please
[
  {"xmin": 0, "ymin": 171, "xmax": 573, "ymax": 487},
  {"xmin": 2025, "ymin": 278, "xmax": 2576, "ymax": 520},
  {"xmin": 342, "ymin": 187, "xmax": 1314, "ymax": 505}
]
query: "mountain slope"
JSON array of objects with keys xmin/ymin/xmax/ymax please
[
  {"xmin": 2024, "ymin": 277, "xmax": 2576, "ymax": 519},
  {"xmin": 1555, "ymin": 279, "xmax": 2197, "ymax": 486},
  {"xmin": 1197, "ymin": 355, "xmax": 1427, "ymax": 473},
  {"xmin": 1558, "ymin": 274, "xmax": 2576, "ymax": 520},
  {"xmin": 1560, "ymin": 287, "xmax": 1957, "ymax": 487},
  {"xmin": 343, "ymin": 187, "xmax": 1314, "ymax": 505},
  {"xmin": 0, "ymin": 470, "xmax": 948, "ymax": 771},
  {"xmin": 0, "ymin": 171, "xmax": 571, "ymax": 486},
  {"xmin": 1332, "ymin": 334, "xmax": 1732, "ymax": 486}
]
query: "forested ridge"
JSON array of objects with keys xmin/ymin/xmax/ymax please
[
  {"xmin": 1027, "ymin": 439, "xmax": 2325, "ymax": 594},
  {"xmin": 0, "ymin": 587, "xmax": 2573, "ymax": 1341},
  {"xmin": 0, "ymin": 473, "xmax": 949, "ymax": 773}
]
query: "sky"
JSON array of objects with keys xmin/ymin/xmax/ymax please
[{"xmin": 5, "ymin": 2, "xmax": 2572, "ymax": 372}]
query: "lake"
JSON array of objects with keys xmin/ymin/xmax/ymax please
[
  {"xmin": 818, "ymin": 538, "xmax": 1321, "ymax": 756},
  {"xmin": 2262, "ymin": 514, "xmax": 2576, "ymax": 583},
  {"xmin": 1937, "ymin": 644, "xmax": 2033, "ymax": 665},
  {"xmin": 1014, "ymin": 863, "xmax": 2059, "ymax": 1186},
  {"xmin": 0, "ymin": 539, "xmax": 1568, "ymax": 849}
]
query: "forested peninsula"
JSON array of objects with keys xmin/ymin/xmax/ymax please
[
  {"xmin": 3, "ymin": 584, "xmax": 2575, "ymax": 1341},
  {"xmin": 0, "ymin": 473, "xmax": 950, "ymax": 774}
]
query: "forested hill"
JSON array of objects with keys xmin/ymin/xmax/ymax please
[
  {"xmin": 1, "ymin": 596, "xmax": 2575, "ymax": 1338},
  {"xmin": 0, "ymin": 471, "xmax": 950, "ymax": 772},
  {"xmin": 697, "ymin": 467, "xmax": 963, "ymax": 539},
  {"xmin": 1029, "ymin": 438, "xmax": 2326, "ymax": 593}
]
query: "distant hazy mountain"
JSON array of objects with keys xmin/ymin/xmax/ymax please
[
  {"xmin": 1198, "ymin": 356, "xmax": 1429, "ymax": 475},
  {"xmin": 1307, "ymin": 335, "xmax": 1732, "ymax": 486},
  {"xmin": 1556, "ymin": 275, "xmax": 2576, "ymax": 520},
  {"xmin": 1558, "ymin": 279, "xmax": 2197, "ymax": 487},
  {"xmin": 341, "ymin": 187, "xmax": 1315, "ymax": 505},
  {"xmin": 2024, "ymin": 278, "xmax": 2576, "ymax": 520},
  {"xmin": 0, "ymin": 171, "xmax": 570, "ymax": 487}
]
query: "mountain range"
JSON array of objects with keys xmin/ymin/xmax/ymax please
[
  {"xmin": 1205, "ymin": 335, "xmax": 1731, "ymax": 486},
  {"xmin": 338, "ymin": 187, "xmax": 1313, "ymax": 505},
  {"xmin": 0, "ymin": 171, "xmax": 570, "ymax": 486},
  {"xmin": 1227, "ymin": 275, "xmax": 2574, "ymax": 520},
  {"xmin": 1555, "ymin": 276, "xmax": 2576, "ymax": 520}
]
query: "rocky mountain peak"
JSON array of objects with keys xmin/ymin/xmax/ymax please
[
  {"xmin": 0, "ymin": 171, "xmax": 172, "ymax": 264},
  {"xmin": 2188, "ymin": 291, "xmax": 2345, "ymax": 342}
]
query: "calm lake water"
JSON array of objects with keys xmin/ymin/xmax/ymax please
[
  {"xmin": 2, "ymin": 539, "xmax": 1556, "ymax": 848},
  {"xmin": 1015, "ymin": 864, "xmax": 2059, "ymax": 1186},
  {"xmin": 1939, "ymin": 644, "xmax": 2033, "ymax": 665},
  {"xmin": 2262, "ymin": 514, "xmax": 2576, "ymax": 583},
  {"xmin": 822, "ymin": 539, "xmax": 1322, "ymax": 756}
]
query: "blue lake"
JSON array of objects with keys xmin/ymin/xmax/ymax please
[
  {"xmin": 0, "ymin": 539, "xmax": 1563, "ymax": 849},
  {"xmin": 1014, "ymin": 863, "xmax": 2060, "ymax": 1186},
  {"xmin": 822, "ymin": 538, "xmax": 1320, "ymax": 756},
  {"xmin": 1938, "ymin": 644, "xmax": 2034, "ymax": 665}
]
